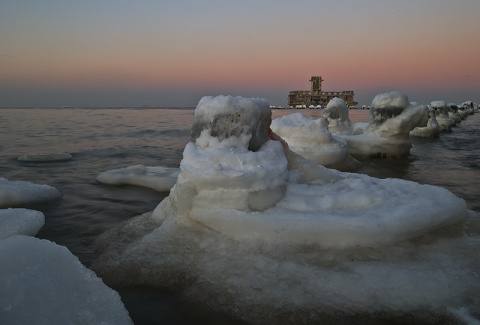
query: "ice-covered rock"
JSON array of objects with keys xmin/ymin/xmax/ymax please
[
  {"xmin": 92, "ymin": 95, "xmax": 476, "ymax": 324},
  {"xmin": 431, "ymin": 100, "xmax": 455, "ymax": 131},
  {"xmin": 271, "ymin": 112, "xmax": 358, "ymax": 170},
  {"xmin": 322, "ymin": 97, "xmax": 353, "ymax": 135},
  {"xmin": 409, "ymin": 106, "xmax": 442, "ymax": 138},
  {"xmin": 340, "ymin": 91, "xmax": 428, "ymax": 159},
  {"xmin": 367, "ymin": 91, "xmax": 428, "ymax": 137}
]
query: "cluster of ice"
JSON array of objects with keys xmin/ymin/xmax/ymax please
[
  {"xmin": 97, "ymin": 165, "xmax": 179, "ymax": 192},
  {"xmin": 431, "ymin": 100, "xmax": 455, "ymax": 131},
  {"xmin": 92, "ymin": 95, "xmax": 479, "ymax": 324},
  {"xmin": 409, "ymin": 106, "xmax": 442, "ymax": 138},
  {"xmin": 270, "ymin": 113, "xmax": 359, "ymax": 171},
  {"xmin": 0, "ymin": 181, "xmax": 132, "ymax": 323},
  {"xmin": 0, "ymin": 177, "xmax": 62, "ymax": 208},
  {"xmin": 340, "ymin": 91, "xmax": 428, "ymax": 159},
  {"xmin": 270, "ymin": 92, "xmax": 428, "ymax": 163},
  {"xmin": 431, "ymin": 99, "xmax": 479, "ymax": 130},
  {"xmin": 322, "ymin": 97, "xmax": 353, "ymax": 135}
]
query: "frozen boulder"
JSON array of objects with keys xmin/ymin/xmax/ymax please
[
  {"xmin": 410, "ymin": 106, "xmax": 442, "ymax": 138},
  {"xmin": 431, "ymin": 101, "xmax": 455, "ymax": 131},
  {"xmin": 339, "ymin": 91, "xmax": 428, "ymax": 159},
  {"xmin": 271, "ymin": 112, "xmax": 359, "ymax": 171},
  {"xmin": 190, "ymin": 95, "xmax": 271, "ymax": 152},
  {"xmin": 322, "ymin": 97, "xmax": 353, "ymax": 135}
]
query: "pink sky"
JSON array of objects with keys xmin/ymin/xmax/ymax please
[{"xmin": 1, "ymin": 1, "xmax": 479, "ymax": 107}]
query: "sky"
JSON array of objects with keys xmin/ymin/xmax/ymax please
[{"xmin": 1, "ymin": 0, "xmax": 479, "ymax": 107}]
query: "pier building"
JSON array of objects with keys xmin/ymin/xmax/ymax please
[{"xmin": 288, "ymin": 76, "xmax": 358, "ymax": 108}]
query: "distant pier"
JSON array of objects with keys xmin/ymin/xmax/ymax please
[{"xmin": 288, "ymin": 76, "xmax": 358, "ymax": 108}]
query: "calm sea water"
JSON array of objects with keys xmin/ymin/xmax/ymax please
[{"xmin": 1, "ymin": 107, "xmax": 479, "ymax": 324}]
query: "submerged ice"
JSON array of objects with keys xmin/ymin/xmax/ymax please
[{"xmin": 92, "ymin": 95, "xmax": 479, "ymax": 324}]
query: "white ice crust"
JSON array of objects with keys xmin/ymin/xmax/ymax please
[
  {"xmin": 410, "ymin": 106, "xmax": 442, "ymax": 138},
  {"xmin": 0, "ymin": 183, "xmax": 131, "ymax": 324},
  {"xmin": 0, "ymin": 235, "xmax": 132, "ymax": 325},
  {"xmin": 339, "ymin": 91, "xmax": 428, "ymax": 158},
  {"xmin": 0, "ymin": 208, "xmax": 45, "ymax": 239},
  {"xmin": 271, "ymin": 113, "xmax": 350, "ymax": 167},
  {"xmin": 92, "ymin": 95, "xmax": 478, "ymax": 324},
  {"xmin": 323, "ymin": 97, "xmax": 353, "ymax": 135},
  {"xmin": 0, "ymin": 177, "xmax": 62, "ymax": 208},
  {"xmin": 97, "ymin": 165, "xmax": 179, "ymax": 192},
  {"xmin": 431, "ymin": 100, "xmax": 455, "ymax": 131},
  {"xmin": 272, "ymin": 92, "xmax": 429, "ymax": 161}
]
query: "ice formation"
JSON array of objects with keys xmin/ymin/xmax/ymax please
[
  {"xmin": 409, "ymin": 106, "xmax": 442, "ymax": 138},
  {"xmin": 340, "ymin": 91, "xmax": 428, "ymax": 159},
  {"xmin": 322, "ymin": 97, "xmax": 353, "ymax": 135},
  {"xmin": 0, "ymin": 208, "xmax": 45, "ymax": 239},
  {"xmin": 0, "ymin": 177, "xmax": 62, "ymax": 208},
  {"xmin": 0, "ymin": 185, "xmax": 132, "ymax": 324},
  {"xmin": 92, "ymin": 95, "xmax": 479, "ymax": 324},
  {"xmin": 0, "ymin": 236, "xmax": 132, "ymax": 325},
  {"xmin": 270, "ymin": 112, "xmax": 359, "ymax": 171},
  {"xmin": 431, "ymin": 100, "xmax": 455, "ymax": 131},
  {"xmin": 97, "ymin": 165, "xmax": 179, "ymax": 192},
  {"xmin": 447, "ymin": 104, "xmax": 463, "ymax": 124}
]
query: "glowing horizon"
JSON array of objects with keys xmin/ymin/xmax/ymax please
[{"xmin": 1, "ymin": 1, "xmax": 479, "ymax": 107}]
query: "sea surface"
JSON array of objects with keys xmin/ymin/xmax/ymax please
[{"xmin": 1, "ymin": 107, "xmax": 479, "ymax": 324}]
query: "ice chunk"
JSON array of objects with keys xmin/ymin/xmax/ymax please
[
  {"xmin": 339, "ymin": 91, "xmax": 428, "ymax": 159},
  {"xmin": 0, "ymin": 208, "xmax": 45, "ymax": 239},
  {"xmin": 323, "ymin": 97, "xmax": 353, "ymax": 135},
  {"xmin": 410, "ymin": 106, "xmax": 442, "ymax": 138},
  {"xmin": 431, "ymin": 100, "xmax": 455, "ymax": 131},
  {"xmin": 0, "ymin": 178, "xmax": 62, "ymax": 208},
  {"xmin": 97, "ymin": 165, "xmax": 179, "ymax": 192},
  {"xmin": 190, "ymin": 95, "xmax": 271, "ymax": 151},
  {"xmin": 0, "ymin": 235, "xmax": 132, "ymax": 325},
  {"xmin": 271, "ymin": 112, "xmax": 358, "ymax": 171}
]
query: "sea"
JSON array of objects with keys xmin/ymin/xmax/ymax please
[{"xmin": 1, "ymin": 107, "xmax": 479, "ymax": 324}]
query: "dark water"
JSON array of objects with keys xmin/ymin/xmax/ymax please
[{"xmin": 1, "ymin": 107, "xmax": 479, "ymax": 324}]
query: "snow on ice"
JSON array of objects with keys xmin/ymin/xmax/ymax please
[
  {"xmin": 0, "ymin": 180, "xmax": 132, "ymax": 324},
  {"xmin": 0, "ymin": 177, "xmax": 62, "ymax": 208},
  {"xmin": 91, "ymin": 95, "xmax": 479, "ymax": 324}
]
